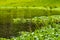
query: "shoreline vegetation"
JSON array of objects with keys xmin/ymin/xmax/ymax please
[
  {"xmin": 0, "ymin": 7, "xmax": 60, "ymax": 18},
  {"xmin": 0, "ymin": 0, "xmax": 60, "ymax": 40},
  {"xmin": 0, "ymin": 15, "xmax": 60, "ymax": 39}
]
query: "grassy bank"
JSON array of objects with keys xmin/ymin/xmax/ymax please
[
  {"xmin": 0, "ymin": 7, "xmax": 60, "ymax": 18},
  {"xmin": 0, "ymin": 0, "xmax": 60, "ymax": 7}
]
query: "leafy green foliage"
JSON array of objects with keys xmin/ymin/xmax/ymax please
[
  {"xmin": 0, "ymin": 8, "xmax": 60, "ymax": 39},
  {"xmin": 0, "ymin": 23, "xmax": 60, "ymax": 40},
  {"xmin": 0, "ymin": 14, "xmax": 60, "ymax": 38}
]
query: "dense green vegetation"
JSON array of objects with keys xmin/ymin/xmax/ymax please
[
  {"xmin": 0, "ymin": 15, "xmax": 60, "ymax": 40},
  {"xmin": 0, "ymin": 14, "xmax": 60, "ymax": 39},
  {"xmin": 0, "ymin": 0, "xmax": 60, "ymax": 40}
]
